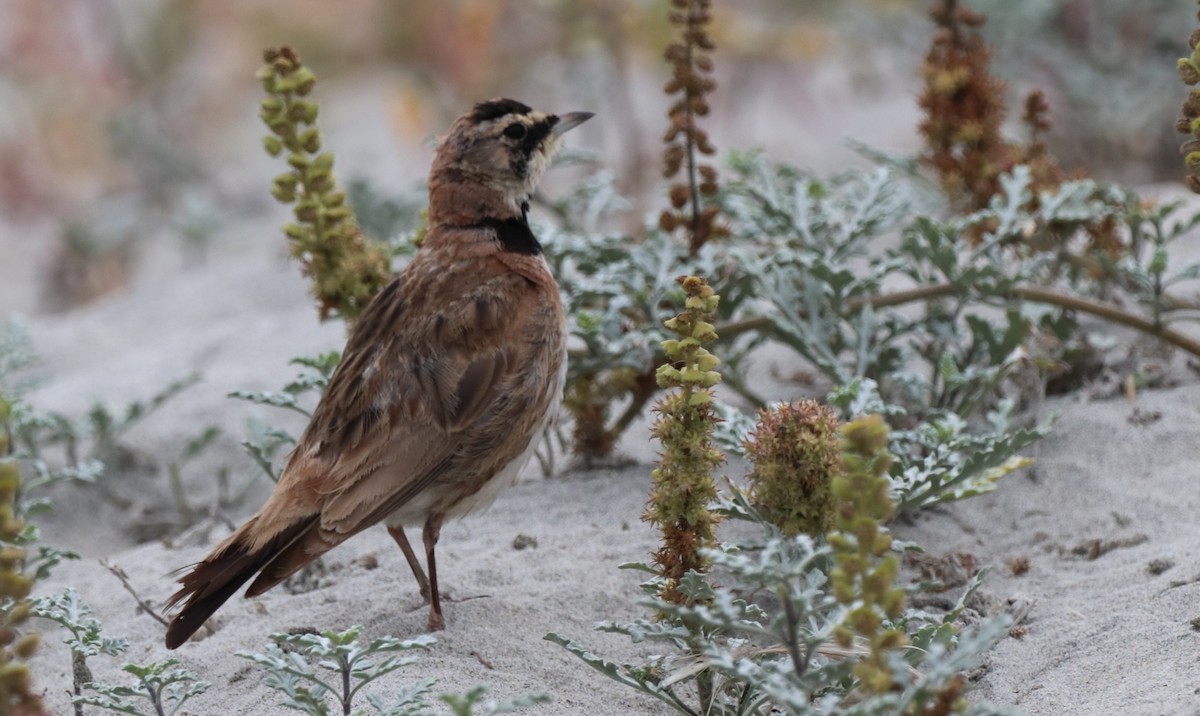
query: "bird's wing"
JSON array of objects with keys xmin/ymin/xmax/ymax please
[
  {"xmin": 249, "ymin": 269, "xmax": 535, "ymax": 551},
  {"xmin": 310, "ymin": 344, "xmax": 518, "ymax": 533}
]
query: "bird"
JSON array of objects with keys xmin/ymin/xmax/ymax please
[{"xmin": 163, "ymin": 98, "xmax": 592, "ymax": 649}]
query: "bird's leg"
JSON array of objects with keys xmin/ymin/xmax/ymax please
[
  {"xmin": 387, "ymin": 526, "xmax": 431, "ymax": 601},
  {"xmin": 423, "ymin": 513, "xmax": 446, "ymax": 632}
]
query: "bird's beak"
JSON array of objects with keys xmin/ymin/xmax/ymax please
[{"xmin": 551, "ymin": 111, "xmax": 594, "ymax": 136}]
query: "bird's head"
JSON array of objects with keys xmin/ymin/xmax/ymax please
[{"xmin": 429, "ymin": 98, "xmax": 592, "ymax": 219}]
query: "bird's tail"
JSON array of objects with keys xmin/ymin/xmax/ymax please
[{"xmin": 163, "ymin": 516, "xmax": 316, "ymax": 649}]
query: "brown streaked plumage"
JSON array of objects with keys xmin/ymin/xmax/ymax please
[{"xmin": 164, "ymin": 99, "xmax": 592, "ymax": 649}]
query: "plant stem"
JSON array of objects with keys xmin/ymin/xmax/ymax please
[
  {"xmin": 145, "ymin": 684, "xmax": 165, "ymax": 716},
  {"xmin": 782, "ymin": 598, "xmax": 809, "ymax": 679},
  {"xmin": 101, "ymin": 559, "xmax": 170, "ymax": 628},
  {"xmin": 729, "ymin": 282, "xmax": 1200, "ymax": 358},
  {"xmin": 167, "ymin": 463, "xmax": 194, "ymax": 524},
  {"xmin": 1010, "ymin": 285, "xmax": 1200, "ymax": 355},
  {"xmin": 944, "ymin": 0, "xmax": 961, "ymax": 44},
  {"xmin": 696, "ymin": 667, "xmax": 713, "ymax": 714},
  {"xmin": 736, "ymin": 682, "xmax": 754, "ymax": 715},
  {"xmin": 682, "ymin": 4, "xmax": 702, "ymax": 255},
  {"xmin": 609, "ymin": 365, "xmax": 663, "ymax": 437},
  {"xmin": 71, "ymin": 650, "xmax": 87, "ymax": 716}
]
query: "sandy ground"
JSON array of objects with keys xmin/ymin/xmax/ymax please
[{"xmin": 902, "ymin": 385, "xmax": 1200, "ymax": 715}]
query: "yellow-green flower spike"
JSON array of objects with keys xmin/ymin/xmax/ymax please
[
  {"xmin": 644, "ymin": 276, "xmax": 725, "ymax": 605},
  {"xmin": 257, "ymin": 46, "xmax": 391, "ymax": 322},
  {"xmin": 0, "ymin": 392, "xmax": 47, "ymax": 715},
  {"xmin": 828, "ymin": 415, "xmax": 908, "ymax": 696},
  {"xmin": 1178, "ymin": 10, "xmax": 1200, "ymax": 194}
]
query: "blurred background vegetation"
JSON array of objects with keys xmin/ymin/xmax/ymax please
[{"xmin": 0, "ymin": 0, "xmax": 1191, "ymax": 316}]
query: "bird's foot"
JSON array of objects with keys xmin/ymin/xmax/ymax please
[{"xmin": 427, "ymin": 610, "xmax": 445, "ymax": 632}]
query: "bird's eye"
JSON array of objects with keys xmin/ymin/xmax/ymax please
[{"xmin": 503, "ymin": 122, "xmax": 527, "ymax": 139}]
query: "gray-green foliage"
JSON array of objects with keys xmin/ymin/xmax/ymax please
[
  {"xmin": 237, "ymin": 626, "xmax": 437, "ymax": 716},
  {"xmin": 547, "ymin": 154, "xmax": 1088, "ymax": 511},
  {"xmin": 1, "ymin": 317, "xmax": 229, "ymax": 532},
  {"xmin": 13, "ymin": 522, "xmax": 77, "ymax": 582},
  {"xmin": 8, "ymin": 373, "xmax": 200, "ymax": 505},
  {"xmin": 165, "ymin": 423, "xmax": 224, "ymax": 524},
  {"xmin": 719, "ymin": 155, "xmax": 1028, "ymax": 413},
  {"xmin": 76, "ymin": 659, "xmax": 210, "ymax": 716},
  {"xmin": 0, "ymin": 318, "xmax": 39, "ymax": 397},
  {"xmin": 823, "ymin": 379, "xmax": 1045, "ymax": 515},
  {"xmin": 887, "ymin": 397, "xmax": 1041, "ymax": 513},
  {"xmin": 346, "ymin": 177, "xmax": 424, "ymax": 246},
  {"xmin": 231, "ymin": 351, "xmax": 340, "ymax": 482},
  {"xmin": 34, "ymin": 590, "xmax": 210, "ymax": 716},
  {"xmin": 545, "ymin": 174, "xmax": 759, "ymax": 387},
  {"xmin": 230, "ymin": 352, "xmax": 340, "ymax": 419},
  {"xmin": 437, "ymin": 687, "xmax": 550, "ymax": 716},
  {"xmin": 34, "ymin": 588, "xmax": 130, "ymax": 713},
  {"xmin": 714, "ymin": 153, "xmax": 1200, "ymax": 509},
  {"xmin": 238, "ymin": 626, "xmax": 545, "ymax": 716},
  {"xmin": 721, "ymin": 152, "xmax": 1200, "ymax": 412},
  {"xmin": 33, "ymin": 588, "xmax": 130, "ymax": 660},
  {"xmin": 548, "ymin": 489, "xmax": 1012, "ymax": 715},
  {"xmin": 1110, "ymin": 196, "xmax": 1200, "ymax": 322}
]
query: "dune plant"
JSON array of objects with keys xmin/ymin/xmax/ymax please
[
  {"xmin": 545, "ymin": 155, "xmax": 1062, "ymax": 505},
  {"xmin": 551, "ymin": 495, "xmax": 1012, "ymax": 714},
  {"xmin": 231, "ymin": 351, "xmax": 341, "ymax": 483},
  {"xmin": 257, "ymin": 46, "xmax": 392, "ymax": 323},
  {"xmin": 558, "ymin": 0, "xmax": 731, "ymax": 460},
  {"xmin": 75, "ymin": 659, "xmax": 209, "ymax": 716},
  {"xmin": 660, "ymin": 0, "xmax": 727, "ymax": 256},
  {"xmin": 919, "ymin": 0, "xmax": 1062, "ymax": 215},
  {"xmin": 438, "ymin": 687, "xmax": 550, "ymax": 716},
  {"xmin": 0, "ymin": 393, "xmax": 48, "ymax": 716},
  {"xmin": 828, "ymin": 416, "xmax": 907, "ymax": 695},
  {"xmin": 968, "ymin": 0, "xmax": 1183, "ymax": 176},
  {"xmin": 550, "ymin": 226, "xmax": 749, "ymax": 464},
  {"xmin": 0, "ymin": 321, "xmax": 235, "ymax": 543},
  {"xmin": 644, "ymin": 275, "xmax": 724, "ymax": 605},
  {"xmin": 1177, "ymin": 2, "xmax": 1200, "ymax": 194},
  {"xmin": 163, "ymin": 425, "xmax": 223, "ymax": 527},
  {"xmin": 33, "ymin": 589, "xmax": 130, "ymax": 716},
  {"xmin": 743, "ymin": 401, "xmax": 842, "ymax": 538},
  {"xmin": 918, "ymin": 0, "xmax": 1007, "ymax": 214},
  {"xmin": 0, "ymin": 320, "xmax": 38, "ymax": 398},
  {"xmin": 644, "ymin": 275, "xmax": 726, "ymax": 709},
  {"xmin": 548, "ymin": 276, "xmax": 732, "ymax": 714},
  {"xmin": 916, "ymin": 0, "xmax": 1003, "ymax": 212},
  {"xmin": 919, "ymin": 0, "xmax": 1124, "ymax": 257},
  {"xmin": 238, "ymin": 626, "xmax": 437, "ymax": 716},
  {"xmin": 238, "ymin": 626, "xmax": 544, "ymax": 715},
  {"xmin": 32, "ymin": 586, "xmax": 208, "ymax": 716},
  {"xmin": 549, "ymin": 301, "xmax": 1010, "ymax": 712},
  {"xmin": 8, "ymin": 374, "xmax": 201, "ymax": 517}
]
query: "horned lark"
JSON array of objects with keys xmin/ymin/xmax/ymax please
[{"xmin": 164, "ymin": 99, "xmax": 592, "ymax": 648}]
